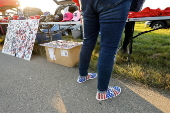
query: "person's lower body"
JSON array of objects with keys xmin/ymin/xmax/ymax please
[
  {"xmin": 78, "ymin": 0, "xmax": 132, "ymax": 100},
  {"xmin": 121, "ymin": 21, "xmax": 135, "ymax": 52}
]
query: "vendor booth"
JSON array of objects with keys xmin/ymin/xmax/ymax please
[
  {"xmin": 1, "ymin": 0, "xmax": 170, "ymax": 66},
  {"xmin": 122, "ymin": 7, "xmax": 170, "ymax": 63}
]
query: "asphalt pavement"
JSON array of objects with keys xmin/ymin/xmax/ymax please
[{"xmin": 0, "ymin": 51, "xmax": 170, "ymax": 113}]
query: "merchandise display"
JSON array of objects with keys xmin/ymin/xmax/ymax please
[
  {"xmin": 34, "ymin": 15, "xmax": 41, "ymax": 19},
  {"xmin": 39, "ymin": 16, "xmax": 46, "ymax": 22},
  {"xmin": 40, "ymin": 40, "xmax": 83, "ymax": 49},
  {"xmin": 53, "ymin": 14, "xmax": 63, "ymax": 22},
  {"xmin": 161, "ymin": 7, "xmax": 170, "ymax": 16},
  {"xmin": 128, "ymin": 7, "xmax": 170, "ymax": 18},
  {"xmin": 72, "ymin": 10, "xmax": 81, "ymax": 21},
  {"xmin": 13, "ymin": 15, "xmax": 19, "ymax": 20},
  {"xmin": 62, "ymin": 12, "xmax": 73, "ymax": 21},
  {"xmin": 18, "ymin": 16, "xmax": 26, "ymax": 20},
  {"xmin": 2, "ymin": 20, "xmax": 39, "ymax": 60}
]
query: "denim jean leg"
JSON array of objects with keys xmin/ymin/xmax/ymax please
[
  {"xmin": 96, "ymin": 0, "xmax": 132, "ymax": 92},
  {"xmin": 79, "ymin": 0, "xmax": 132, "ymax": 87},
  {"xmin": 79, "ymin": 0, "xmax": 100, "ymax": 77}
]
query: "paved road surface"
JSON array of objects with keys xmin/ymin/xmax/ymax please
[{"xmin": 0, "ymin": 52, "xmax": 170, "ymax": 113}]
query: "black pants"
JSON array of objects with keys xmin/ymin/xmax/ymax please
[{"xmin": 122, "ymin": 21, "xmax": 135, "ymax": 51}]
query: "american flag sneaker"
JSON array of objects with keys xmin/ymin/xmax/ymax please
[
  {"xmin": 77, "ymin": 73, "xmax": 98, "ymax": 83},
  {"xmin": 109, "ymin": 86, "xmax": 121, "ymax": 97},
  {"xmin": 96, "ymin": 86, "xmax": 121, "ymax": 101}
]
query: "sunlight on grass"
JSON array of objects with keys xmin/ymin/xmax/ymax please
[
  {"xmin": 115, "ymin": 22, "xmax": 170, "ymax": 90},
  {"xmin": 135, "ymin": 23, "xmax": 170, "ymax": 36},
  {"xmin": 84, "ymin": 22, "xmax": 170, "ymax": 91}
]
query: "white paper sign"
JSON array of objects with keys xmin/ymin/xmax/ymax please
[
  {"xmin": 60, "ymin": 50, "xmax": 68, "ymax": 57},
  {"xmin": 48, "ymin": 48, "xmax": 56, "ymax": 60}
]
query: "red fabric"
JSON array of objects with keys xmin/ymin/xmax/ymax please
[
  {"xmin": 13, "ymin": 15, "xmax": 19, "ymax": 20},
  {"xmin": 128, "ymin": 7, "xmax": 165, "ymax": 18},
  {"xmin": 163, "ymin": 7, "xmax": 170, "ymax": 12},
  {"xmin": 29, "ymin": 16, "xmax": 35, "ymax": 19},
  {"xmin": 160, "ymin": 7, "xmax": 170, "ymax": 16},
  {"xmin": 3, "ymin": 17, "xmax": 8, "ymax": 20},
  {"xmin": 72, "ymin": 0, "xmax": 80, "ymax": 6},
  {"xmin": 140, "ymin": 7, "xmax": 151, "ymax": 12},
  {"xmin": 35, "ymin": 15, "xmax": 40, "ymax": 19}
]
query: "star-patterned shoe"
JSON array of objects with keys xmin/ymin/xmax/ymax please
[
  {"xmin": 96, "ymin": 86, "xmax": 121, "ymax": 101},
  {"xmin": 77, "ymin": 73, "xmax": 97, "ymax": 83}
]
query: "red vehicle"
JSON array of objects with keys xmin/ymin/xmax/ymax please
[
  {"xmin": 0, "ymin": 0, "xmax": 20, "ymax": 35},
  {"xmin": 0, "ymin": 0, "xmax": 20, "ymax": 12}
]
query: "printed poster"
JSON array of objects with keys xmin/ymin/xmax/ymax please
[{"xmin": 2, "ymin": 20, "xmax": 39, "ymax": 60}]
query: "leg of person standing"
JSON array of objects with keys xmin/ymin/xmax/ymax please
[
  {"xmin": 122, "ymin": 21, "xmax": 135, "ymax": 52},
  {"xmin": 77, "ymin": 0, "xmax": 132, "ymax": 101},
  {"xmin": 121, "ymin": 0, "xmax": 146, "ymax": 52}
]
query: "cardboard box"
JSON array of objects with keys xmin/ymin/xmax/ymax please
[
  {"xmin": 54, "ymin": 45, "xmax": 81, "ymax": 67},
  {"xmin": 45, "ymin": 45, "xmax": 82, "ymax": 67}
]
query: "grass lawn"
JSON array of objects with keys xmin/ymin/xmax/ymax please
[
  {"xmin": 88, "ymin": 22, "xmax": 170, "ymax": 91},
  {"xmin": 117, "ymin": 23, "xmax": 170, "ymax": 90}
]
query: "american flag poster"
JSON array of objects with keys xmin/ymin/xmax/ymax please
[{"xmin": 2, "ymin": 20, "xmax": 39, "ymax": 60}]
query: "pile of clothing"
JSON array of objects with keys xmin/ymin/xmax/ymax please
[{"xmin": 128, "ymin": 7, "xmax": 170, "ymax": 18}]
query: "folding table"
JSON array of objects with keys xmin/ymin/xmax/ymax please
[{"xmin": 124, "ymin": 16, "xmax": 170, "ymax": 63}]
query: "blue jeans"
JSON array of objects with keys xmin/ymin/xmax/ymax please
[{"xmin": 79, "ymin": 0, "xmax": 132, "ymax": 92}]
